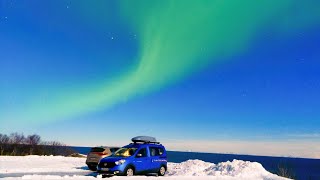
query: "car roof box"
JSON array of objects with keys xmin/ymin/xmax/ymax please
[{"xmin": 131, "ymin": 136, "xmax": 159, "ymax": 144}]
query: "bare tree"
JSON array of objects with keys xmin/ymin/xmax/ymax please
[
  {"xmin": 0, "ymin": 134, "xmax": 9, "ymax": 155},
  {"xmin": 9, "ymin": 133, "xmax": 25, "ymax": 144},
  {"xmin": 26, "ymin": 134, "xmax": 41, "ymax": 145},
  {"xmin": 9, "ymin": 133, "xmax": 25, "ymax": 155},
  {"xmin": 26, "ymin": 134, "xmax": 41, "ymax": 155},
  {"xmin": 51, "ymin": 141, "xmax": 64, "ymax": 146},
  {"xmin": 277, "ymin": 162, "xmax": 295, "ymax": 179},
  {"xmin": 0, "ymin": 132, "xmax": 74, "ymax": 156},
  {"xmin": 41, "ymin": 141, "xmax": 66, "ymax": 155}
]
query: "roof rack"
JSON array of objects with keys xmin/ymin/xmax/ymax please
[
  {"xmin": 133, "ymin": 141, "xmax": 160, "ymax": 144},
  {"xmin": 131, "ymin": 136, "xmax": 160, "ymax": 144}
]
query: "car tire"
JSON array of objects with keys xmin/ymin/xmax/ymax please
[
  {"xmin": 88, "ymin": 165, "xmax": 97, "ymax": 171},
  {"xmin": 102, "ymin": 174, "xmax": 111, "ymax": 178},
  {"xmin": 158, "ymin": 165, "xmax": 166, "ymax": 176},
  {"xmin": 124, "ymin": 166, "xmax": 135, "ymax": 176}
]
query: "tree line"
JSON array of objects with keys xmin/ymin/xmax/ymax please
[{"xmin": 0, "ymin": 132, "xmax": 75, "ymax": 156}]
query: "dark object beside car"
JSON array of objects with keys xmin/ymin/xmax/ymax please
[{"xmin": 86, "ymin": 146, "xmax": 119, "ymax": 171}]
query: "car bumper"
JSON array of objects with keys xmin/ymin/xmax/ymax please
[
  {"xmin": 97, "ymin": 169, "xmax": 124, "ymax": 176},
  {"xmin": 86, "ymin": 162, "xmax": 98, "ymax": 167},
  {"xmin": 97, "ymin": 165, "xmax": 126, "ymax": 176}
]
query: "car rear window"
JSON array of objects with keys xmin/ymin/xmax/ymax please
[{"xmin": 90, "ymin": 147, "xmax": 105, "ymax": 152}]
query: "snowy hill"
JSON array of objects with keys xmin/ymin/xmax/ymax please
[{"xmin": 0, "ymin": 156, "xmax": 290, "ymax": 180}]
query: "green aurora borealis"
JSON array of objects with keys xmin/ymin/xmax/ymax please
[{"xmin": 2, "ymin": 0, "xmax": 320, "ymax": 125}]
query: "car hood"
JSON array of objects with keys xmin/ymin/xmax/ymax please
[{"xmin": 99, "ymin": 156, "xmax": 128, "ymax": 163}]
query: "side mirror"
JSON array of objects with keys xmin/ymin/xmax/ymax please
[{"xmin": 136, "ymin": 154, "xmax": 142, "ymax": 157}]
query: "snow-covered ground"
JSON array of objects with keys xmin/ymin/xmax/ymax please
[{"xmin": 0, "ymin": 156, "xmax": 290, "ymax": 180}]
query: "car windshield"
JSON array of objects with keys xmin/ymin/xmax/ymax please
[{"xmin": 112, "ymin": 148, "xmax": 137, "ymax": 157}]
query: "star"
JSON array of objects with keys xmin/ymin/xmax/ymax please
[{"xmin": 241, "ymin": 91, "xmax": 248, "ymax": 97}]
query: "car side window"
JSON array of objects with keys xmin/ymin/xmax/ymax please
[
  {"xmin": 136, "ymin": 148, "xmax": 147, "ymax": 157},
  {"xmin": 150, "ymin": 147, "xmax": 163, "ymax": 156}
]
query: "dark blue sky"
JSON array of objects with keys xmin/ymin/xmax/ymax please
[{"xmin": 1, "ymin": 0, "xmax": 320, "ymax": 157}]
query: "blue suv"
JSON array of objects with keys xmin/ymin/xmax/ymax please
[{"xmin": 97, "ymin": 136, "xmax": 167, "ymax": 177}]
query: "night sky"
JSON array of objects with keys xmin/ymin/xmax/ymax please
[{"xmin": 1, "ymin": 0, "xmax": 320, "ymax": 158}]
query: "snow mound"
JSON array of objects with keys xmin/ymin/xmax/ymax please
[
  {"xmin": 168, "ymin": 159, "xmax": 288, "ymax": 180},
  {"xmin": 168, "ymin": 159, "xmax": 213, "ymax": 176}
]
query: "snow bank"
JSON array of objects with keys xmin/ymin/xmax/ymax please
[
  {"xmin": 0, "ymin": 155, "xmax": 86, "ymax": 174},
  {"xmin": 0, "ymin": 156, "xmax": 290, "ymax": 180},
  {"xmin": 168, "ymin": 159, "xmax": 288, "ymax": 179}
]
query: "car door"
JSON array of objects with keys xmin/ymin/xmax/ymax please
[
  {"xmin": 149, "ymin": 147, "xmax": 164, "ymax": 172},
  {"xmin": 132, "ymin": 147, "xmax": 151, "ymax": 173}
]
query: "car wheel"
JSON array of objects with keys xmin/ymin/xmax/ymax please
[
  {"xmin": 88, "ymin": 165, "xmax": 97, "ymax": 171},
  {"xmin": 102, "ymin": 175, "xmax": 107, "ymax": 178},
  {"xmin": 158, "ymin": 166, "xmax": 166, "ymax": 176},
  {"xmin": 125, "ymin": 167, "xmax": 134, "ymax": 176}
]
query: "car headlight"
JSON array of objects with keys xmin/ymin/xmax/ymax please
[{"xmin": 115, "ymin": 159, "xmax": 126, "ymax": 165}]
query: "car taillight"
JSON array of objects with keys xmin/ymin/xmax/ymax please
[{"xmin": 94, "ymin": 152, "xmax": 107, "ymax": 156}]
